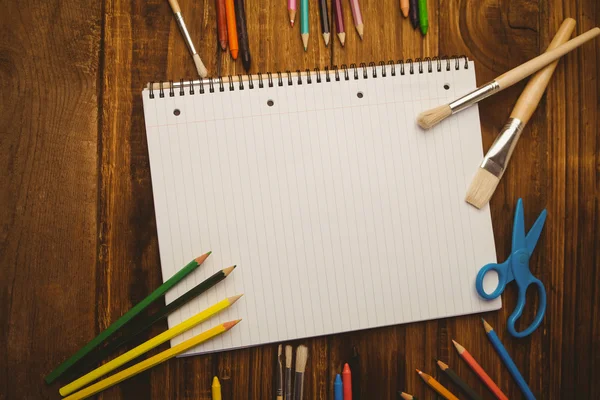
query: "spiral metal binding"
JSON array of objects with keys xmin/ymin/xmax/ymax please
[{"xmin": 146, "ymin": 56, "xmax": 470, "ymax": 98}]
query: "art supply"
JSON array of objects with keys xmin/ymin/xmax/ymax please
[
  {"xmin": 63, "ymin": 320, "xmax": 241, "ymax": 400},
  {"xmin": 333, "ymin": 0, "xmax": 345, "ymax": 46},
  {"xmin": 44, "ymin": 252, "xmax": 211, "ymax": 384},
  {"xmin": 483, "ymin": 319, "xmax": 535, "ymax": 400},
  {"xmin": 408, "ymin": 0, "xmax": 418, "ymax": 28},
  {"xmin": 318, "ymin": 0, "xmax": 330, "ymax": 46},
  {"xmin": 436, "ymin": 359, "xmax": 483, "ymax": 400},
  {"xmin": 142, "ymin": 59, "xmax": 500, "ymax": 356},
  {"xmin": 342, "ymin": 363, "xmax": 352, "ymax": 400},
  {"xmin": 465, "ymin": 18, "xmax": 575, "ymax": 209},
  {"xmin": 334, "ymin": 374, "xmax": 343, "ymax": 400},
  {"xmin": 417, "ymin": 27, "xmax": 600, "ymax": 129},
  {"xmin": 399, "ymin": 392, "xmax": 417, "ymax": 400},
  {"xmin": 276, "ymin": 345, "xmax": 284, "ymax": 400},
  {"xmin": 212, "ymin": 376, "xmax": 222, "ymax": 400},
  {"xmin": 167, "ymin": 0, "xmax": 208, "ymax": 77},
  {"xmin": 58, "ymin": 295, "xmax": 241, "ymax": 396},
  {"xmin": 225, "ymin": 0, "xmax": 239, "ymax": 59},
  {"xmin": 476, "ymin": 198, "xmax": 547, "ymax": 337},
  {"xmin": 452, "ymin": 340, "xmax": 508, "ymax": 400},
  {"xmin": 216, "ymin": 0, "xmax": 228, "ymax": 50},
  {"xmin": 349, "ymin": 0, "xmax": 364, "ymax": 39},
  {"xmin": 400, "ymin": 0, "xmax": 409, "ymax": 17},
  {"xmin": 416, "ymin": 369, "xmax": 459, "ymax": 400},
  {"xmin": 288, "ymin": 0, "xmax": 297, "ymax": 26},
  {"xmin": 285, "ymin": 345, "xmax": 293, "ymax": 400},
  {"xmin": 294, "ymin": 345, "xmax": 308, "ymax": 400},
  {"xmin": 234, "ymin": 0, "xmax": 251, "ymax": 71},
  {"xmin": 300, "ymin": 0, "xmax": 309, "ymax": 50},
  {"xmin": 417, "ymin": 0, "xmax": 427, "ymax": 35},
  {"xmin": 348, "ymin": 346, "xmax": 360, "ymax": 400}
]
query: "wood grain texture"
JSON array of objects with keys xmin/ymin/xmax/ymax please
[{"xmin": 0, "ymin": 0, "xmax": 598, "ymax": 399}]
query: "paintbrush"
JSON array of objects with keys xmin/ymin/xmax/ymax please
[
  {"xmin": 465, "ymin": 18, "xmax": 576, "ymax": 209},
  {"xmin": 167, "ymin": 0, "xmax": 208, "ymax": 78},
  {"xmin": 285, "ymin": 345, "xmax": 293, "ymax": 400},
  {"xmin": 276, "ymin": 345, "xmax": 284, "ymax": 400},
  {"xmin": 293, "ymin": 345, "xmax": 308, "ymax": 400},
  {"xmin": 416, "ymin": 26, "xmax": 600, "ymax": 130}
]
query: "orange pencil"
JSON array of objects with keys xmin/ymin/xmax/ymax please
[
  {"xmin": 224, "ymin": 0, "xmax": 238, "ymax": 59},
  {"xmin": 400, "ymin": 0, "xmax": 409, "ymax": 17},
  {"xmin": 452, "ymin": 340, "xmax": 508, "ymax": 400},
  {"xmin": 416, "ymin": 369, "xmax": 459, "ymax": 400}
]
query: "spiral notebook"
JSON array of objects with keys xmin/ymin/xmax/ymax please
[{"xmin": 142, "ymin": 58, "xmax": 501, "ymax": 356}]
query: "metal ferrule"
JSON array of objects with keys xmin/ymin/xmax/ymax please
[
  {"xmin": 481, "ymin": 117, "xmax": 525, "ymax": 177},
  {"xmin": 175, "ymin": 12, "xmax": 197, "ymax": 55},
  {"xmin": 449, "ymin": 80, "xmax": 500, "ymax": 114}
]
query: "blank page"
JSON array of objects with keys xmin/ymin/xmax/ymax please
[{"xmin": 142, "ymin": 61, "xmax": 500, "ymax": 355}]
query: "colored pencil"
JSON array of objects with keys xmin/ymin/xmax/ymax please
[
  {"xmin": 342, "ymin": 363, "xmax": 352, "ymax": 400},
  {"xmin": 408, "ymin": 0, "xmax": 418, "ymax": 29},
  {"xmin": 216, "ymin": 0, "xmax": 228, "ymax": 50},
  {"xmin": 436, "ymin": 359, "xmax": 483, "ymax": 400},
  {"xmin": 225, "ymin": 0, "xmax": 239, "ymax": 59},
  {"xmin": 318, "ymin": 0, "xmax": 331, "ymax": 46},
  {"xmin": 288, "ymin": 0, "xmax": 297, "ymax": 26},
  {"xmin": 334, "ymin": 374, "xmax": 343, "ymax": 400},
  {"xmin": 483, "ymin": 319, "xmax": 535, "ymax": 400},
  {"xmin": 276, "ymin": 345, "xmax": 284, "ymax": 400},
  {"xmin": 44, "ymin": 251, "xmax": 211, "ymax": 384},
  {"xmin": 234, "ymin": 0, "xmax": 251, "ymax": 71},
  {"xmin": 417, "ymin": 0, "xmax": 428, "ymax": 35},
  {"xmin": 399, "ymin": 392, "xmax": 417, "ymax": 400},
  {"xmin": 416, "ymin": 369, "xmax": 459, "ymax": 400},
  {"xmin": 59, "ymin": 295, "xmax": 242, "ymax": 396},
  {"xmin": 63, "ymin": 320, "xmax": 241, "ymax": 400},
  {"xmin": 294, "ymin": 345, "xmax": 309, "ymax": 400},
  {"xmin": 300, "ymin": 0, "xmax": 309, "ymax": 50},
  {"xmin": 400, "ymin": 0, "xmax": 409, "ymax": 17},
  {"xmin": 349, "ymin": 346, "xmax": 360, "ymax": 400},
  {"xmin": 212, "ymin": 376, "xmax": 222, "ymax": 400},
  {"xmin": 285, "ymin": 345, "xmax": 293, "ymax": 400},
  {"xmin": 167, "ymin": 0, "xmax": 208, "ymax": 77},
  {"xmin": 348, "ymin": 0, "xmax": 363, "ymax": 39},
  {"xmin": 333, "ymin": 0, "xmax": 346, "ymax": 46},
  {"xmin": 452, "ymin": 340, "xmax": 508, "ymax": 400}
]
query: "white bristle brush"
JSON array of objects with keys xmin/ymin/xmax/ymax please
[
  {"xmin": 167, "ymin": 0, "xmax": 208, "ymax": 78},
  {"xmin": 285, "ymin": 345, "xmax": 293, "ymax": 400},
  {"xmin": 465, "ymin": 18, "xmax": 576, "ymax": 209},
  {"xmin": 416, "ymin": 26, "xmax": 600, "ymax": 130},
  {"xmin": 293, "ymin": 345, "xmax": 308, "ymax": 400}
]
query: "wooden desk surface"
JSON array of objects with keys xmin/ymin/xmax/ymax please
[{"xmin": 1, "ymin": 0, "xmax": 598, "ymax": 398}]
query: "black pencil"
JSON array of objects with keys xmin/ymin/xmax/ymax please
[
  {"xmin": 436, "ymin": 359, "xmax": 483, "ymax": 400},
  {"xmin": 409, "ymin": 0, "xmax": 418, "ymax": 29},
  {"xmin": 318, "ymin": 0, "xmax": 330, "ymax": 46},
  {"xmin": 234, "ymin": 0, "xmax": 251, "ymax": 72}
]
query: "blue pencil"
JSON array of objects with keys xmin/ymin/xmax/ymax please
[
  {"xmin": 482, "ymin": 319, "xmax": 536, "ymax": 400},
  {"xmin": 334, "ymin": 374, "xmax": 343, "ymax": 400}
]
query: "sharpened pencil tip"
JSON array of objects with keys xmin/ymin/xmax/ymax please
[
  {"xmin": 223, "ymin": 265, "xmax": 236, "ymax": 276},
  {"xmin": 223, "ymin": 319, "xmax": 242, "ymax": 330},
  {"xmin": 227, "ymin": 294, "xmax": 244, "ymax": 304},
  {"xmin": 482, "ymin": 318, "xmax": 493, "ymax": 332},
  {"xmin": 195, "ymin": 251, "xmax": 212, "ymax": 264},
  {"xmin": 415, "ymin": 368, "xmax": 422, "ymax": 374}
]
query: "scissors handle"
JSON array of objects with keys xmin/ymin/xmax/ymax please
[
  {"xmin": 476, "ymin": 261, "xmax": 510, "ymax": 300},
  {"xmin": 507, "ymin": 277, "xmax": 547, "ymax": 338}
]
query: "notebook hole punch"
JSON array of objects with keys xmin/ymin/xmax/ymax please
[
  {"xmin": 267, "ymin": 100, "xmax": 274, "ymax": 107},
  {"xmin": 444, "ymin": 84, "xmax": 450, "ymax": 90},
  {"xmin": 357, "ymin": 92, "xmax": 364, "ymax": 99},
  {"xmin": 173, "ymin": 109, "xmax": 181, "ymax": 116}
]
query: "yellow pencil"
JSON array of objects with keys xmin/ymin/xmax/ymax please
[
  {"xmin": 60, "ymin": 295, "xmax": 243, "ymax": 396},
  {"xmin": 416, "ymin": 369, "xmax": 459, "ymax": 400},
  {"xmin": 212, "ymin": 376, "xmax": 222, "ymax": 400},
  {"xmin": 62, "ymin": 320, "xmax": 242, "ymax": 400}
]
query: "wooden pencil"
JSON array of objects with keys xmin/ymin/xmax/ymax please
[
  {"xmin": 452, "ymin": 340, "xmax": 508, "ymax": 400},
  {"xmin": 288, "ymin": 0, "xmax": 297, "ymax": 26},
  {"xmin": 63, "ymin": 320, "xmax": 241, "ymax": 400},
  {"xmin": 400, "ymin": 0, "xmax": 409, "ymax": 17},
  {"xmin": 216, "ymin": 0, "xmax": 228, "ymax": 50},
  {"xmin": 436, "ymin": 359, "xmax": 483, "ymax": 400},
  {"xmin": 234, "ymin": 0, "xmax": 251, "ymax": 71},
  {"xmin": 333, "ymin": 0, "xmax": 345, "ymax": 46},
  {"xmin": 225, "ymin": 0, "xmax": 238, "ymax": 59},
  {"xmin": 348, "ymin": 0, "xmax": 364, "ymax": 39},
  {"xmin": 416, "ymin": 369, "xmax": 459, "ymax": 400},
  {"xmin": 318, "ymin": 0, "xmax": 330, "ymax": 46},
  {"xmin": 399, "ymin": 392, "xmax": 417, "ymax": 400},
  {"xmin": 44, "ymin": 251, "xmax": 211, "ymax": 384}
]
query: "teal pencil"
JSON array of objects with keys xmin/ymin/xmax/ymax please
[
  {"xmin": 483, "ymin": 319, "xmax": 535, "ymax": 400},
  {"xmin": 418, "ymin": 0, "xmax": 428, "ymax": 35},
  {"xmin": 44, "ymin": 251, "xmax": 211, "ymax": 384},
  {"xmin": 300, "ymin": 0, "xmax": 309, "ymax": 50}
]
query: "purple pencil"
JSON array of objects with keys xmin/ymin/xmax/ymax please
[
  {"xmin": 349, "ymin": 0, "xmax": 363, "ymax": 39},
  {"xmin": 333, "ymin": 0, "xmax": 345, "ymax": 46}
]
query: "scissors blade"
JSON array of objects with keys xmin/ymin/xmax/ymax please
[
  {"xmin": 526, "ymin": 209, "xmax": 547, "ymax": 254},
  {"xmin": 512, "ymin": 198, "xmax": 526, "ymax": 250}
]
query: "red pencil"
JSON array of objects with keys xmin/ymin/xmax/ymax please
[
  {"xmin": 342, "ymin": 363, "xmax": 352, "ymax": 400},
  {"xmin": 452, "ymin": 340, "xmax": 508, "ymax": 400}
]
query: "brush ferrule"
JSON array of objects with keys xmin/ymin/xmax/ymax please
[
  {"xmin": 449, "ymin": 81, "xmax": 500, "ymax": 114},
  {"xmin": 175, "ymin": 12, "xmax": 197, "ymax": 55},
  {"xmin": 481, "ymin": 118, "xmax": 524, "ymax": 177}
]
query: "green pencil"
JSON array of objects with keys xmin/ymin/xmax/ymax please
[
  {"xmin": 418, "ymin": 0, "xmax": 428, "ymax": 35},
  {"xmin": 44, "ymin": 251, "xmax": 211, "ymax": 384}
]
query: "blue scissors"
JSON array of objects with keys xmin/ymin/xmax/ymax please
[{"xmin": 476, "ymin": 198, "xmax": 547, "ymax": 338}]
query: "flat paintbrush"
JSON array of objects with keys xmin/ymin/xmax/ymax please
[
  {"xmin": 465, "ymin": 18, "xmax": 576, "ymax": 208},
  {"xmin": 417, "ymin": 26, "xmax": 600, "ymax": 130}
]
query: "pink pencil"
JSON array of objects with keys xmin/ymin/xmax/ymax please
[
  {"xmin": 333, "ymin": 0, "xmax": 345, "ymax": 46},
  {"xmin": 288, "ymin": 0, "xmax": 297, "ymax": 26},
  {"xmin": 349, "ymin": 0, "xmax": 363, "ymax": 39}
]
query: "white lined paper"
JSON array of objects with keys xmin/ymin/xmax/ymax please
[{"xmin": 142, "ymin": 61, "xmax": 500, "ymax": 355}]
